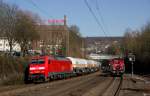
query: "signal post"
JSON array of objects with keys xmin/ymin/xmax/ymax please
[{"xmin": 128, "ymin": 53, "xmax": 135, "ymax": 78}]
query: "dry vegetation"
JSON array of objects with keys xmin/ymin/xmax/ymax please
[
  {"xmin": 124, "ymin": 23, "xmax": 150, "ymax": 74},
  {"xmin": 0, "ymin": 55, "xmax": 29, "ymax": 85}
]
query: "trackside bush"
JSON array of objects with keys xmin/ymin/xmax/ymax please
[{"xmin": 0, "ymin": 55, "xmax": 29, "ymax": 85}]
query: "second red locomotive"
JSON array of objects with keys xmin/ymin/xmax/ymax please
[{"xmin": 109, "ymin": 58, "xmax": 125, "ymax": 76}]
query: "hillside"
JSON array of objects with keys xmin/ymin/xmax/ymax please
[{"xmin": 84, "ymin": 37, "xmax": 123, "ymax": 54}]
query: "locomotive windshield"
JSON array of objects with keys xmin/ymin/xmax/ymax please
[
  {"xmin": 31, "ymin": 59, "xmax": 45, "ymax": 64},
  {"xmin": 55, "ymin": 56, "xmax": 68, "ymax": 60}
]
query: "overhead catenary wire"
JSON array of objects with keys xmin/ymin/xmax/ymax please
[
  {"xmin": 95, "ymin": 0, "xmax": 110, "ymax": 35},
  {"xmin": 84, "ymin": 0, "xmax": 107, "ymax": 37},
  {"xmin": 26, "ymin": 0, "xmax": 53, "ymax": 19}
]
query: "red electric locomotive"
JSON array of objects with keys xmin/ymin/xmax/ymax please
[
  {"xmin": 28, "ymin": 55, "xmax": 73, "ymax": 82},
  {"xmin": 109, "ymin": 58, "xmax": 125, "ymax": 76}
]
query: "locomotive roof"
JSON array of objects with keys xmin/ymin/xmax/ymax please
[{"xmin": 31, "ymin": 55, "xmax": 70, "ymax": 61}]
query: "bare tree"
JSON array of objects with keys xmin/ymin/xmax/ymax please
[
  {"xmin": 0, "ymin": 1, "xmax": 18, "ymax": 52},
  {"xmin": 69, "ymin": 25, "xmax": 81, "ymax": 37},
  {"xmin": 68, "ymin": 25, "xmax": 83, "ymax": 57},
  {"xmin": 123, "ymin": 22, "xmax": 150, "ymax": 73},
  {"xmin": 15, "ymin": 10, "xmax": 39, "ymax": 56}
]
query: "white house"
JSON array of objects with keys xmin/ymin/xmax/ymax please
[{"xmin": 0, "ymin": 37, "xmax": 21, "ymax": 52}]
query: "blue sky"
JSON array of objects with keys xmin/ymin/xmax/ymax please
[{"xmin": 4, "ymin": 0, "xmax": 150, "ymax": 37}]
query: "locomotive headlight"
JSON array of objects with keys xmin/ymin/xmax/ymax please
[
  {"xmin": 30, "ymin": 67, "xmax": 36, "ymax": 70},
  {"xmin": 39, "ymin": 67, "xmax": 45, "ymax": 70}
]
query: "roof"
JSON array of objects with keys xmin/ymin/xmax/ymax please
[{"xmin": 36, "ymin": 25, "xmax": 68, "ymax": 31}]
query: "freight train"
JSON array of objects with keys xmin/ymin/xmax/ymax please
[{"xmin": 25, "ymin": 55, "xmax": 100, "ymax": 83}]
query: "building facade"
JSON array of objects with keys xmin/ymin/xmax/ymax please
[{"xmin": 33, "ymin": 15, "xmax": 69, "ymax": 56}]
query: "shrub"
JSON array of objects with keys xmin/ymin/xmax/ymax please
[{"xmin": 0, "ymin": 55, "xmax": 29, "ymax": 85}]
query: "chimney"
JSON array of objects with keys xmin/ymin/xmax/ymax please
[{"xmin": 64, "ymin": 15, "xmax": 67, "ymax": 26}]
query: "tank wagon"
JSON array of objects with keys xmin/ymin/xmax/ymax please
[
  {"xmin": 26, "ymin": 55, "xmax": 100, "ymax": 82},
  {"xmin": 67, "ymin": 57, "xmax": 99, "ymax": 74}
]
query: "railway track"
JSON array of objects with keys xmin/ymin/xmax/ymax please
[
  {"xmin": 0, "ymin": 72, "xmax": 100, "ymax": 96},
  {"xmin": 114, "ymin": 76, "xmax": 123, "ymax": 96},
  {"xmin": 101, "ymin": 76, "xmax": 123, "ymax": 96},
  {"xmin": 0, "ymin": 72, "xmax": 125, "ymax": 96}
]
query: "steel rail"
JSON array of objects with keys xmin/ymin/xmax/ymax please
[{"xmin": 114, "ymin": 76, "xmax": 123, "ymax": 96}]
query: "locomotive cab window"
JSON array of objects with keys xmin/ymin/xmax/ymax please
[
  {"xmin": 55, "ymin": 56, "xmax": 67, "ymax": 60},
  {"xmin": 31, "ymin": 59, "xmax": 45, "ymax": 64},
  {"xmin": 114, "ymin": 60, "xmax": 119, "ymax": 63}
]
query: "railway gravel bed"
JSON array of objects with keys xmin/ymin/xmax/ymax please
[
  {"xmin": 0, "ymin": 72, "xmax": 150, "ymax": 96},
  {"xmin": 119, "ymin": 75, "xmax": 150, "ymax": 96},
  {"xmin": 0, "ymin": 72, "xmax": 103, "ymax": 96}
]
